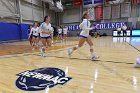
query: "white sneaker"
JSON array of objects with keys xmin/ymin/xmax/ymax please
[
  {"xmin": 134, "ymin": 58, "xmax": 140, "ymax": 68},
  {"xmin": 91, "ymin": 53, "xmax": 99, "ymax": 61},
  {"xmin": 67, "ymin": 48, "xmax": 73, "ymax": 57},
  {"xmin": 42, "ymin": 53, "xmax": 46, "ymax": 57},
  {"xmin": 134, "ymin": 63, "xmax": 140, "ymax": 68},
  {"xmin": 40, "ymin": 47, "xmax": 46, "ymax": 57}
]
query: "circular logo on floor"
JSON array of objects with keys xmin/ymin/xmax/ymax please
[{"xmin": 15, "ymin": 67, "xmax": 72, "ymax": 91}]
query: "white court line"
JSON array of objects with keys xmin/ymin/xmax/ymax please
[
  {"xmin": 45, "ymin": 86, "xmax": 50, "ymax": 93},
  {"xmin": 65, "ymin": 66, "xmax": 69, "ymax": 77}
]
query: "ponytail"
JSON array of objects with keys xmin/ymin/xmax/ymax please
[
  {"xmin": 81, "ymin": 11, "xmax": 88, "ymax": 20},
  {"xmin": 44, "ymin": 15, "xmax": 49, "ymax": 22}
]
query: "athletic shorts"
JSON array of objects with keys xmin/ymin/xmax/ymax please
[
  {"xmin": 79, "ymin": 35, "xmax": 88, "ymax": 38},
  {"xmin": 29, "ymin": 34, "xmax": 33, "ymax": 38},
  {"xmin": 41, "ymin": 36, "xmax": 51, "ymax": 40},
  {"xmin": 33, "ymin": 35, "xmax": 38, "ymax": 38},
  {"xmin": 117, "ymin": 31, "xmax": 121, "ymax": 35},
  {"xmin": 123, "ymin": 30, "xmax": 127, "ymax": 34}
]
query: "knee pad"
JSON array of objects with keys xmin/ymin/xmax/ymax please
[{"xmin": 76, "ymin": 45, "xmax": 80, "ymax": 49}]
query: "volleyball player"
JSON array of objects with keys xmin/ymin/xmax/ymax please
[
  {"xmin": 28, "ymin": 25, "xmax": 33, "ymax": 46},
  {"xmin": 134, "ymin": 58, "xmax": 140, "ymax": 68},
  {"xmin": 63, "ymin": 26, "xmax": 68, "ymax": 41},
  {"xmin": 37, "ymin": 23, "xmax": 41, "ymax": 43},
  {"xmin": 51, "ymin": 27, "xmax": 54, "ymax": 44},
  {"xmin": 57, "ymin": 26, "xmax": 62, "ymax": 41},
  {"xmin": 117, "ymin": 27, "xmax": 121, "ymax": 37},
  {"xmin": 39, "ymin": 16, "xmax": 53, "ymax": 57},
  {"xmin": 29, "ymin": 22, "xmax": 39, "ymax": 50},
  {"xmin": 122, "ymin": 24, "xmax": 127, "ymax": 37},
  {"xmin": 67, "ymin": 11, "xmax": 99, "ymax": 61}
]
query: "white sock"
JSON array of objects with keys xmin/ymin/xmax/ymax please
[
  {"xmin": 91, "ymin": 52, "xmax": 96, "ymax": 56},
  {"xmin": 70, "ymin": 48, "xmax": 73, "ymax": 53}
]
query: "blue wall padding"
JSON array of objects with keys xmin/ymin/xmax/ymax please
[
  {"xmin": 0, "ymin": 22, "xmax": 20, "ymax": 41},
  {"xmin": 0, "ymin": 22, "xmax": 30, "ymax": 41},
  {"xmin": 20, "ymin": 24, "xmax": 30, "ymax": 39}
]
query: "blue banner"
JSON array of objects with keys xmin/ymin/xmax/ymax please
[
  {"xmin": 83, "ymin": 0, "xmax": 92, "ymax": 5},
  {"xmin": 95, "ymin": 22, "xmax": 127, "ymax": 29},
  {"xmin": 66, "ymin": 22, "xmax": 127, "ymax": 31},
  {"xmin": 66, "ymin": 25, "xmax": 80, "ymax": 31},
  {"xmin": 94, "ymin": 0, "xmax": 103, "ymax": 4}
]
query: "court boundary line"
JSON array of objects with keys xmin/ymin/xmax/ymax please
[
  {"xmin": 0, "ymin": 51, "xmax": 134, "ymax": 65},
  {"xmin": 0, "ymin": 41, "xmax": 136, "ymax": 65},
  {"xmin": 0, "ymin": 40, "xmax": 27, "ymax": 44},
  {"xmin": 126, "ymin": 42, "xmax": 140, "ymax": 53},
  {"xmin": 34, "ymin": 55, "xmax": 133, "ymax": 64}
]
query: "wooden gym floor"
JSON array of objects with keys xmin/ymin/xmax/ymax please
[{"xmin": 0, "ymin": 37, "xmax": 140, "ymax": 93}]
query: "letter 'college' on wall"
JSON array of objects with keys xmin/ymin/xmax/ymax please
[{"xmin": 66, "ymin": 22, "xmax": 127, "ymax": 31}]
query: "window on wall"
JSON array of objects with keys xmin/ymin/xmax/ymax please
[
  {"xmin": 103, "ymin": 6, "xmax": 111, "ymax": 20},
  {"xmin": 130, "ymin": 0, "xmax": 140, "ymax": 17},
  {"xmin": 111, "ymin": 4, "xmax": 120, "ymax": 19},
  {"xmin": 131, "ymin": 5, "xmax": 139, "ymax": 17},
  {"xmin": 131, "ymin": 0, "xmax": 140, "ymax": 5},
  {"xmin": 121, "ymin": 3, "xmax": 131, "ymax": 18},
  {"xmin": 139, "ymin": 5, "xmax": 140, "ymax": 17}
]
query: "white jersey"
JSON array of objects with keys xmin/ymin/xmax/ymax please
[
  {"xmin": 30, "ymin": 27, "xmax": 39, "ymax": 36},
  {"xmin": 63, "ymin": 27, "xmax": 68, "ymax": 34},
  {"xmin": 122, "ymin": 25, "xmax": 127, "ymax": 30},
  {"xmin": 79, "ymin": 19, "xmax": 93, "ymax": 37},
  {"xmin": 58, "ymin": 28, "xmax": 62, "ymax": 34},
  {"xmin": 117, "ymin": 27, "xmax": 121, "ymax": 31},
  {"xmin": 51, "ymin": 27, "xmax": 54, "ymax": 34},
  {"xmin": 39, "ymin": 22, "xmax": 52, "ymax": 37}
]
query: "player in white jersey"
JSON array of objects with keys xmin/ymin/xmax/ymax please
[
  {"xmin": 51, "ymin": 27, "xmax": 54, "ymax": 44},
  {"xmin": 63, "ymin": 26, "xmax": 68, "ymax": 41},
  {"xmin": 67, "ymin": 11, "xmax": 99, "ymax": 60},
  {"xmin": 39, "ymin": 16, "xmax": 53, "ymax": 57},
  {"xmin": 57, "ymin": 26, "xmax": 62, "ymax": 41},
  {"xmin": 134, "ymin": 58, "xmax": 140, "ymax": 68},
  {"xmin": 29, "ymin": 22, "xmax": 39, "ymax": 50},
  {"xmin": 117, "ymin": 27, "xmax": 121, "ymax": 37},
  {"xmin": 28, "ymin": 25, "xmax": 33, "ymax": 47},
  {"xmin": 121, "ymin": 24, "xmax": 127, "ymax": 36}
]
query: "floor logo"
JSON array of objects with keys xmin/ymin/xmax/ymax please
[{"xmin": 15, "ymin": 67, "xmax": 72, "ymax": 91}]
